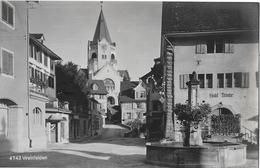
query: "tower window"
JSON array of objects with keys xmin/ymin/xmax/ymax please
[
  {"xmin": 92, "ymin": 53, "xmax": 97, "ymax": 59},
  {"xmin": 111, "ymin": 54, "xmax": 115, "ymax": 60},
  {"xmin": 102, "ymin": 55, "xmax": 107, "ymax": 59}
]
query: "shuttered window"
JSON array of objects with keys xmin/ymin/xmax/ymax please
[
  {"xmin": 196, "ymin": 39, "xmax": 234, "ymax": 54},
  {"xmin": 234, "ymin": 72, "xmax": 249, "ymax": 88},
  {"xmin": 217, "ymin": 73, "xmax": 224, "ymax": 88},
  {"xmin": 198, "ymin": 74, "xmax": 205, "ymax": 88},
  {"xmin": 206, "ymin": 74, "xmax": 213, "ymax": 88},
  {"xmin": 180, "ymin": 74, "xmax": 189, "ymax": 89},
  {"xmin": 224, "ymin": 40, "xmax": 234, "ymax": 53},
  {"xmin": 1, "ymin": 1, "xmax": 14, "ymax": 27},
  {"xmin": 1, "ymin": 49, "xmax": 14, "ymax": 76},
  {"xmin": 225, "ymin": 73, "xmax": 232, "ymax": 88},
  {"xmin": 196, "ymin": 40, "xmax": 206, "ymax": 54}
]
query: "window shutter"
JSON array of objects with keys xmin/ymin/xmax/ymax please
[
  {"xmin": 2, "ymin": 50, "xmax": 13, "ymax": 76},
  {"xmin": 224, "ymin": 41, "xmax": 234, "ymax": 53},
  {"xmin": 196, "ymin": 40, "xmax": 206, "ymax": 54},
  {"xmin": 242, "ymin": 72, "xmax": 249, "ymax": 88},
  {"xmin": 2, "ymin": 51, "xmax": 7, "ymax": 74},
  {"xmin": 8, "ymin": 52, "xmax": 13, "ymax": 75},
  {"xmin": 2, "ymin": 2, "xmax": 8, "ymax": 22},
  {"xmin": 234, "ymin": 72, "xmax": 242, "ymax": 87},
  {"xmin": 8, "ymin": 6, "xmax": 13, "ymax": 26}
]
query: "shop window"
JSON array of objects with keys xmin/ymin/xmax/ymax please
[
  {"xmin": 225, "ymin": 73, "xmax": 232, "ymax": 88},
  {"xmin": 217, "ymin": 73, "xmax": 224, "ymax": 88},
  {"xmin": 234, "ymin": 72, "xmax": 249, "ymax": 88},
  {"xmin": 198, "ymin": 74, "xmax": 205, "ymax": 88},
  {"xmin": 206, "ymin": 74, "xmax": 213, "ymax": 88},
  {"xmin": 33, "ymin": 107, "xmax": 42, "ymax": 125},
  {"xmin": 1, "ymin": 1, "xmax": 14, "ymax": 28}
]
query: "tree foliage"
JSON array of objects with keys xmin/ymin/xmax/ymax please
[
  {"xmin": 174, "ymin": 103, "xmax": 211, "ymax": 125},
  {"xmin": 56, "ymin": 61, "xmax": 88, "ymax": 112}
]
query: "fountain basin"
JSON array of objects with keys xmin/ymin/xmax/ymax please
[{"xmin": 146, "ymin": 141, "xmax": 246, "ymax": 168}]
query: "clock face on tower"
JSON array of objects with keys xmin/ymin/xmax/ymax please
[{"xmin": 101, "ymin": 44, "xmax": 107, "ymax": 52}]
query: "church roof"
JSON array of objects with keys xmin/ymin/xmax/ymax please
[
  {"xmin": 93, "ymin": 9, "xmax": 112, "ymax": 44},
  {"xmin": 118, "ymin": 70, "xmax": 130, "ymax": 81}
]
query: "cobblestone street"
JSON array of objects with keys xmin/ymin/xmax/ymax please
[{"xmin": 0, "ymin": 125, "xmax": 258, "ymax": 168}]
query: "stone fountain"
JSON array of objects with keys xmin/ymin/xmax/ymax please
[{"xmin": 146, "ymin": 71, "xmax": 247, "ymax": 168}]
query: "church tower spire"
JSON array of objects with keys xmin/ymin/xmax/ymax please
[
  {"xmin": 93, "ymin": 4, "xmax": 112, "ymax": 44},
  {"xmin": 88, "ymin": 4, "xmax": 117, "ymax": 77}
]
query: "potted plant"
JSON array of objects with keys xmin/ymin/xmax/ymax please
[{"xmin": 174, "ymin": 103, "xmax": 211, "ymax": 146}]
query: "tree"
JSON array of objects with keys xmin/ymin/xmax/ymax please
[
  {"xmin": 174, "ymin": 103, "xmax": 211, "ymax": 146},
  {"xmin": 56, "ymin": 62, "xmax": 88, "ymax": 112}
]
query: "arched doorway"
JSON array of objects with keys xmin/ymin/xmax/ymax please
[
  {"xmin": 0, "ymin": 99, "xmax": 17, "ymax": 139},
  {"xmin": 211, "ymin": 107, "xmax": 240, "ymax": 135}
]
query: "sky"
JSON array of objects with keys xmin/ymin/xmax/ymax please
[{"xmin": 29, "ymin": 1, "xmax": 162, "ymax": 80}]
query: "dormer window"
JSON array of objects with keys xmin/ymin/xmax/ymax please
[
  {"xmin": 91, "ymin": 83, "xmax": 99, "ymax": 90},
  {"xmin": 136, "ymin": 91, "xmax": 146, "ymax": 99}
]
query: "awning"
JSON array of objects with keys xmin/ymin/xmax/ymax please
[
  {"xmin": 247, "ymin": 115, "xmax": 259, "ymax": 122},
  {"xmin": 46, "ymin": 114, "xmax": 66, "ymax": 121}
]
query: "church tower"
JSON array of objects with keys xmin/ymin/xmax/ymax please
[{"xmin": 88, "ymin": 8, "xmax": 117, "ymax": 78}]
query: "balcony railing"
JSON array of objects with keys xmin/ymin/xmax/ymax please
[{"xmin": 29, "ymin": 77, "xmax": 48, "ymax": 94}]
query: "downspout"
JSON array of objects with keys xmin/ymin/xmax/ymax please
[{"xmin": 26, "ymin": 2, "xmax": 32, "ymax": 148}]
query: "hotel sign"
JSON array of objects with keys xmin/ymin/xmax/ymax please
[{"xmin": 209, "ymin": 93, "xmax": 233, "ymax": 98}]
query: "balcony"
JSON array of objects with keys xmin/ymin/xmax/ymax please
[{"xmin": 29, "ymin": 77, "xmax": 48, "ymax": 95}]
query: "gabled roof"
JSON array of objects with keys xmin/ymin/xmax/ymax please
[
  {"xmin": 120, "ymin": 81, "xmax": 139, "ymax": 92},
  {"xmin": 29, "ymin": 34, "xmax": 61, "ymax": 60},
  {"xmin": 93, "ymin": 9, "xmax": 112, "ymax": 44},
  {"xmin": 162, "ymin": 2, "xmax": 258, "ymax": 34},
  {"xmin": 118, "ymin": 70, "xmax": 130, "ymax": 81},
  {"xmin": 87, "ymin": 80, "xmax": 108, "ymax": 95}
]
